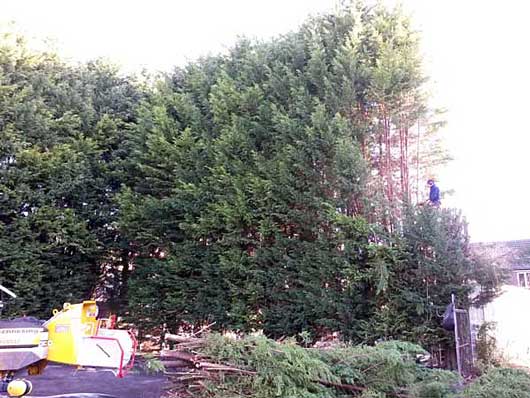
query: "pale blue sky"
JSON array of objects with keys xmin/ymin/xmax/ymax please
[{"xmin": 3, "ymin": 0, "xmax": 529, "ymax": 243}]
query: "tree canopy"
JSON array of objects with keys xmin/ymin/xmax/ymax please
[{"xmin": 0, "ymin": 2, "xmax": 495, "ymax": 350}]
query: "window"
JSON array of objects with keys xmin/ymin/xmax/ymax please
[{"xmin": 516, "ymin": 271, "xmax": 530, "ymax": 288}]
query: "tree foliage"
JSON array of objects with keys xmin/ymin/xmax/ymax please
[
  {"xmin": 0, "ymin": 31, "xmax": 142, "ymax": 316},
  {"xmin": 0, "ymin": 2, "xmax": 495, "ymax": 353},
  {"xmin": 119, "ymin": 2, "xmax": 485, "ymax": 345},
  {"xmin": 463, "ymin": 368, "xmax": 530, "ymax": 398}
]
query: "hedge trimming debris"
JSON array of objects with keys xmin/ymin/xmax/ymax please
[{"xmin": 158, "ymin": 333, "xmax": 463, "ymax": 398}]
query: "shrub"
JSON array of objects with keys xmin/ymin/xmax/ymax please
[
  {"xmin": 475, "ymin": 322, "xmax": 503, "ymax": 371},
  {"xmin": 463, "ymin": 368, "xmax": 530, "ymax": 398}
]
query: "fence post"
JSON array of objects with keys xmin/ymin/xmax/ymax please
[
  {"xmin": 469, "ymin": 308, "xmax": 476, "ymax": 365},
  {"xmin": 452, "ymin": 293, "xmax": 463, "ymax": 378}
]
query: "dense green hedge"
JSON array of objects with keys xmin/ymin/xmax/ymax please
[{"xmin": 0, "ymin": 2, "xmax": 497, "ymax": 347}]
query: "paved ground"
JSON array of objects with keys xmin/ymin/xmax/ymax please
[{"xmin": 18, "ymin": 362, "xmax": 166, "ymax": 398}]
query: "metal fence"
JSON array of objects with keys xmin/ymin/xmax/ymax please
[{"xmin": 452, "ymin": 294, "xmax": 475, "ymax": 378}]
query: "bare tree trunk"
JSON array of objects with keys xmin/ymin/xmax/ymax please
[
  {"xmin": 404, "ymin": 125, "xmax": 409, "ymax": 201},
  {"xmin": 416, "ymin": 120, "xmax": 421, "ymax": 203}
]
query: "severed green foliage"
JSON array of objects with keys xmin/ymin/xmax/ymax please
[
  {"xmin": 167, "ymin": 334, "xmax": 526, "ymax": 398},
  {"xmin": 178, "ymin": 333, "xmax": 461, "ymax": 398}
]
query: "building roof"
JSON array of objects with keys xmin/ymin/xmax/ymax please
[{"xmin": 471, "ymin": 239, "xmax": 530, "ymax": 271}]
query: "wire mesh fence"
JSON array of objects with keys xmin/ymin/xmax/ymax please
[{"xmin": 455, "ymin": 307, "xmax": 475, "ymax": 377}]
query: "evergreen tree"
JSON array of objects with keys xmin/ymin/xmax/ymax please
[
  {"xmin": 119, "ymin": 3, "xmax": 477, "ymax": 342},
  {"xmin": 360, "ymin": 206, "xmax": 478, "ymax": 348},
  {"xmin": 0, "ymin": 3, "xmax": 496, "ymax": 353},
  {"xmin": 0, "ymin": 32, "xmax": 142, "ymax": 316}
]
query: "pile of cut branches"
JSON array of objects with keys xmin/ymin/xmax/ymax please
[{"xmin": 157, "ymin": 333, "xmax": 460, "ymax": 398}]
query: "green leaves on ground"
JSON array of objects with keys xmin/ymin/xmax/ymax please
[{"xmin": 186, "ymin": 333, "xmax": 462, "ymax": 398}]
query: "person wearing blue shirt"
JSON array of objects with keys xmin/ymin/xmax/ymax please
[{"xmin": 427, "ymin": 179, "xmax": 440, "ymax": 207}]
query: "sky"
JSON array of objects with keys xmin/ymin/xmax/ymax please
[{"xmin": 2, "ymin": 0, "xmax": 530, "ymax": 243}]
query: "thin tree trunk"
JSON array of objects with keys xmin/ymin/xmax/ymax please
[{"xmin": 118, "ymin": 249, "xmax": 131, "ymax": 312}]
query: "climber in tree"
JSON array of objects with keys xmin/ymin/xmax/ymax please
[{"xmin": 427, "ymin": 179, "xmax": 441, "ymax": 207}]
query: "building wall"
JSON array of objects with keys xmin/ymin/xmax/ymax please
[{"xmin": 471, "ymin": 285, "xmax": 530, "ymax": 367}]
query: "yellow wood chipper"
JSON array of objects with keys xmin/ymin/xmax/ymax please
[{"xmin": 0, "ymin": 286, "xmax": 137, "ymax": 397}]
